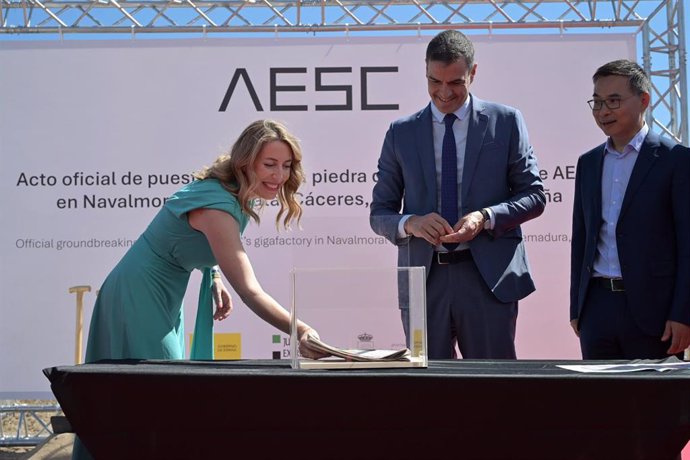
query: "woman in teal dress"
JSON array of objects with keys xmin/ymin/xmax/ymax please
[{"xmin": 73, "ymin": 119, "xmax": 325, "ymax": 460}]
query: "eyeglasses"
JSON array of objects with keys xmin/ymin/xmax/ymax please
[{"xmin": 587, "ymin": 95, "xmax": 637, "ymax": 111}]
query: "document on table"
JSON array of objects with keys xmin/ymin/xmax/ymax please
[
  {"xmin": 558, "ymin": 357, "xmax": 690, "ymax": 373},
  {"xmin": 305, "ymin": 333, "xmax": 411, "ymax": 362}
]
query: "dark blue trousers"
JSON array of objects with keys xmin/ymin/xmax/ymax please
[{"xmin": 579, "ymin": 280, "xmax": 679, "ymax": 360}]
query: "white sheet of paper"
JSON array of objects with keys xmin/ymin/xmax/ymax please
[{"xmin": 557, "ymin": 361, "xmax": 690, "ymax": 373}]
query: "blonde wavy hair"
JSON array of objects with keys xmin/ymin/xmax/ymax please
[{"xmin": 194, "ymin": 119, "xmax": 304, "ymax": 228}]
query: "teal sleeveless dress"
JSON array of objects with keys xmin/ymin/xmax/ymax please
[
  {"xmin": 84, "ymin": 178, "xmax": 249, "ymax": 363},
  {"xmin": 74, "ymin": 179, "xmax": 250, "ymax": 460}
]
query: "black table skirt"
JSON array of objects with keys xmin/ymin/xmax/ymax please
[{"xmin": 44, "ymin": 359, "xmax": 690, "ymax": 460}]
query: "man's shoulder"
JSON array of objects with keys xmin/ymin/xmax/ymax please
[
  {"xmin": 650, "ymin": 131, "xmax": 689, "ymax": 154},
  {"xmin": 635, "ymin": 131, "xmax": 690, "ymax": 164},
  {"xmin": 390, "ymin": 105, "xmax": 430, "ymax": 128},
  {"xmin": 472, "ymin": 96, "xmax": 518, "ymax": 117}
]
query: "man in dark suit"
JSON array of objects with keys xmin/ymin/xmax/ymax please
[
  {"xmin": 570, "ymin": 59, "xmax": 690, "ymax": 359},
  {"xmin": 369, "ymin": 30, "xmax": 545, "ymax": 359}
]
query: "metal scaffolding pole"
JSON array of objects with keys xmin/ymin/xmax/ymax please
[{"xmin": 0, "ymin": 0, "xmax": 687, "ymax": 143}]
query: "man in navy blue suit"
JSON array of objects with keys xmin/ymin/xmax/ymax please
[
  {"xmin": 570, "ymin": 59, "xmax": 690, "ymax": 359},
  {"xmin": 370, "ymin": 30, "xmax": 545, "ymax": 359}
]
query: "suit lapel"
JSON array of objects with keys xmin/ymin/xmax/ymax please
[
  {"xmin": 590, "ymin": 145, "xmax": 605, "ymax": 227},
  {"xmin": 619, "ymin": 132, "xmax": 660, "ymax": 220},
  {"xmin": 462, "ymin": 96, "xmax": 488, "ymax": 199},
  {"xmin": 416, "ymin": 104, "xmax": 438, "ymax": 210}
]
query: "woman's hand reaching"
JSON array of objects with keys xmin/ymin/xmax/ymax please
[
  {"xmin": 211, "ymin": 277, "xmax": 233, "ymax": 321},
  {"xmin": 298, "ymin": 328, "xmax": 330, "ymax": 360}
]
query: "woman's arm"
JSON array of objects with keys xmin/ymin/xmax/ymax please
[{"xmin": 188, "ymin": 208, "xmax": 325, "ymax": 358}]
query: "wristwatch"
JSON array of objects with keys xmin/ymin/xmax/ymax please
[
  {"xmin": 479, "ymin": 208, "xmax": 490, "ymax": 221},
  {"xmin": 479, "ymin": 208, "xmax": 491, "ymax": 229}
]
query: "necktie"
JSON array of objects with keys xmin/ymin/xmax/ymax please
[{"xmin": 441, "ymin": 113, "xmax": 458, "ymax": 251}]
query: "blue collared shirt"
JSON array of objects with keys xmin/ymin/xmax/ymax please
[{"xmin": 593, "ymin": 124, "xmax": 649, "ymax": 278}]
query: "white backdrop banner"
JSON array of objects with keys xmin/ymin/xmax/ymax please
[{"xmin": 0, "ymin": 34, "xmax": 635, "ymax": 397}]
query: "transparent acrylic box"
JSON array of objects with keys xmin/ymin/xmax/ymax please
[{"xmin": 290, "ymin": 266, "xmax": 427, "ymax": 369}]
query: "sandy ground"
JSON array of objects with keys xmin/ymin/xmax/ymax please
[
  {"xmin": 0, "ymin": 401, "xmax": 71, "ymax": 460},
  {"xmin": 0, "ymin": 446, "xmax": 32, "ymax": 460},
  {"xmin": 0, "ymin": 434, "xmax": 73, "ymax": 460}
]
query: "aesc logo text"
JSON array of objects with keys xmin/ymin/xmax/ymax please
[{"xmin": 219, "ymin": 66, "xmax": 399, "ymax": 112}]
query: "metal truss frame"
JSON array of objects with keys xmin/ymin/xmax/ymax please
[
  {"xmin": 1, "ymin": 0, "xmax": 687, "ymax": 143},
  {"xmin": 0, "ymin": 402, "xmax": 62, "ymax": 446}
]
